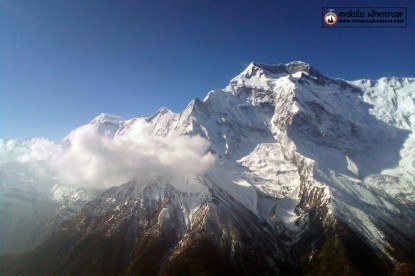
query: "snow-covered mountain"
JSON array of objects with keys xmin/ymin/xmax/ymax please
[{"xmin": 1, "ymin": 61, "xmax": 414, "ymax": 275}]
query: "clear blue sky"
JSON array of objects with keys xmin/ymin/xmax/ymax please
[{"xmin": 1, "ymin": 0, "xmax": 414, "ymax": 141}]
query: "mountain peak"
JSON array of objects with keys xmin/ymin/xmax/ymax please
[
  {"xmin": 285, "ymin": 61, "xmax": 312, "ymax": 74},
  {"xmin": 89, "ymin": 113, "xmax": 124, "ymax": 137},
  {"xmin": 91, "ymin": 113, "xmax": 123, "ymax": 124},
  {"xmin": 249, "ymin": 61, "xmax": 320, "ymax": 76},
  {"xmin": 146, "ymin": 106, "xmax": 179, "ymax": 129},
  {"xmin": 148, "ymin": 107, "xmax": 176, "ymax": 120},
  {"xmin": 156, "ymin": 106, "xmax": 173, "ymax": 114}
]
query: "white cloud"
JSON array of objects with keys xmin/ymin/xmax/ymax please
[
  {"xmin": 0, "ymin": 138, "xmax": 60, "ymax": 164},
  {"xmin": 0, "ymin": 121, "xmax": 215, "ymax": 190}
]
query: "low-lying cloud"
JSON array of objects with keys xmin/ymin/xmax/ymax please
[{"xmin": 0, "ymin": 121, "xmax": 215, "ymax": 190}]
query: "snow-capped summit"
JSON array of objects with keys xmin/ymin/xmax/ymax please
[
  {"xmin": 239, "ymin": 60, "xmax": 320, "ymax": 79},
  {"xmin": 253, "ymin": 60, "xmax": 314, "ymax": 75},
  {"xmin": 153, "ymin": 106, "xmax": 173, "ymax": 115},
  {"xmin": 90, "ymin": 113, "xmax": 123, "ymax": 124},
  {"xmin": 146, "ymin": 106, "xmax": 180, "ymax": 136},
  {"xmin": 88, "ymin": 113, "xmax": 124, "ymax": 137}
]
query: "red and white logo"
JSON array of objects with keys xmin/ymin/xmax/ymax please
[{"xmin": 324, "ymin": 11, "xmax": 338, "ymax": 25}]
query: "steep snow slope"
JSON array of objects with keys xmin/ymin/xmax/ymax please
[
  {"xmin": 217, "ymin": 62, "xmax": 415, "ymax": 263},
  {"xmin": 351, "ymin": 78, "xmax": 415, "ymax": 202},
  {"xmin": 1, "ymin": 61, "xmax": 414, "ymax": 275}
]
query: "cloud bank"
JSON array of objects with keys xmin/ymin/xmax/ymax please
[{"xmin": 0, "ymin": 121, "xmax": 215, "ymax": 190}]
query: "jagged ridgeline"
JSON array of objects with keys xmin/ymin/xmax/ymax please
[{"xmin": 1, "ymin": 61, "xmax": 414, "ymax": 275}]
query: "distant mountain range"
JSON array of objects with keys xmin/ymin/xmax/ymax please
[{"xmin": 1, "ymin": 61, "xmax": 414, "ymax": 275}]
